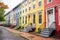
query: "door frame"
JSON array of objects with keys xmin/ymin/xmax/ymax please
[{"xmin": 46, "ymin": 7, "xmax": 55, "ymax": 28}]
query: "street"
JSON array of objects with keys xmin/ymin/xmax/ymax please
[{"xmin": 0, "ymin": 26, "xmax": 28, "ymax": 40}]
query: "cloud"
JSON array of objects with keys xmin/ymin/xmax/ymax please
[{"xmin": 2, "ymin": 0, "xmax": 23, "ymax": 14}]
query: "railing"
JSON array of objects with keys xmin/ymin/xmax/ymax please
[{"xmin": 49, "ymin": 22, "xmax": 56, "ymax": 29}]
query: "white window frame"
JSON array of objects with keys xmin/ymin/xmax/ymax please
[
  {"xmin": 58, "ymin": 6, "xmax": 60, "ymax": 25},
  {"xmin": 38, "ymin": 10, "xmax": 42, "ymax": 24},
  {"xmin": 38, "ymin": 0, "xmax": 42, "ymax": 6}
]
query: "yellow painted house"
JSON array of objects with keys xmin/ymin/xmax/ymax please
[{"xmin": 21, "ymin": 0, "xmax": 44, "ymax": 32}]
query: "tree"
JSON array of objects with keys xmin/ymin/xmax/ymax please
[
  {"xmin": 0, "ymin": 8, "xmax": 5, "ymax": 21},
  {"xmin": 0, "ymin": 2, "xmax": 8, "ymax": 21}
]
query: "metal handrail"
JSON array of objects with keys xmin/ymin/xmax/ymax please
[{"xmin": 49, "ymin": 22, "xmax": 56, "ymax": 29}]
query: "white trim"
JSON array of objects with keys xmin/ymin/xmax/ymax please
[
  {"xmin": 58, "ymin": 6, "xmax": 60, "ymax": 25},
  {"xmin": 46, "ymin": 7, "xmax": 55, "ymax": 28}
]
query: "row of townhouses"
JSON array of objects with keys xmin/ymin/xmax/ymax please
[{"xmin": 5, "ymin": 0, "xmax": 60, "ymax": 37}]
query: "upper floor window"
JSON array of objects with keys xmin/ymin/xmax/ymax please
[
  {"xmin": 32, "ymin": 0, "xmax": 35, "ymax": 2},
  {"xmin": 20, "ymin": 11, "xmax": 21, "ymax": 14},
  {"xmin": 23, "ymin": 10, "xmax": 24, "ymax": 13},
  {"xmin": 25, "ymin": 16, "xmax": 27, "ymax": 24},
  {"xmin": 47, "ymin": 0, "xmax": 52, "ymax": 4},
  {"xmin": 25, "ymin": 8, "xmax": 27, "ymax": 12},
  {"xmin": 29, "ymin": 7, "xmax": 31, "ymax": 11},
  {"xmin": 38, "ymin": 0, "xmax": 42, "ymax": 6},
  {"xmin": 33, "ymin": 4, "xmax": 35, "ymax": 9},
  {"xmin": 23, "ymin": 17, "xmax": 24, "ymax": 24},
  {"xmin": 38, "ymin": 10, "xmax": 42, "ymax": 24},
  {"xmin": 33, "ymin": 13, "xmax": 35, "ymax": 23}
]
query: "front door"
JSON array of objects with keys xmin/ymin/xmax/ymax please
[{"xmin": 46, "ymin": 7, "xmax": 55, "ymax": 29}]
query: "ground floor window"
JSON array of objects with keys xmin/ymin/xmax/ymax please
[
  {"xmin": 33, "ymin": 13, "xmax": 35, "ymax": 23},
  {"xmin": 38, "ymin": 10, "xmax": 42, "ymax": 24},
  {"xmin": 20, "ymin": 17, "xmax": 21, "ymax": 24},
  {"xmin": 25, "ymin": 16, "xmax": 27, "ymax": 24},
  {"xmin": 58, "ymin": 7, "xmax": 60, "ymax": 25},
  {"xmin": 23, "ymin": 17, "xmax": 24, "ymax": 24}
]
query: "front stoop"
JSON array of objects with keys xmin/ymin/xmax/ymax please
[{"xmin": 3, "ymin": 27, "xmax": 55, "ymax": 40}]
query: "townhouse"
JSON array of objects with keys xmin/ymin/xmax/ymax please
[
  {"xmin": 44, "ymin": 0, "xmax": 60, "ymax": 35},
  {"xmin": 20, "ymin": 0, "xmax": 45, "ymax": 32}
]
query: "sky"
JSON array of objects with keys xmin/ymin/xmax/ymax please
[{"xmin": 2, "ymin": 0, "xmax": 23, "ymax": 14}]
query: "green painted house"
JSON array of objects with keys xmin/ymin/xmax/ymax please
[{"xmin": 14, "ymin": 4, "xmax": 23, "ymax": 30}]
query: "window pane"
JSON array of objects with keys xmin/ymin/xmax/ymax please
[
  {"xmin": 25, "ymin": 16, "xmax": 27, "ymax": 24},
  {"xmin": 33, "ymin": 5, "xmax": 35, "ymax": 9},
  {"xmin": 23, "ymin": 17, "xmax": 24, "ymax": 24},
  {"xmin": 47, "ymin": 0, "xmax": 52, "ymax": 3},
  {"xmin": 33, "ymin": 14, "xmax": 35, "ymax": 23},
  {"xmin": 39, "ymin": 1, "xmax": 42, "ymax": 6},
  {"xmin": 38, "ymin": 0, "xmax": 41, "ymax": 2},
  {"xmin": 38, "ymin": 11, "xmax": 42, "ymax": 24}
]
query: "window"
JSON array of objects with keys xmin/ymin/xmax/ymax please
[
  {"xmin": 25, "ymin": 16, "xmax": 27, "ymax": 24},
  {"xmin": 20, "ymin": 11, "xmax": 21, "ymax": 14},
  {"xmin": 33, "ymin": 14, "xmax": 35, "ymax": 23},
  {"xmin": 29, "ymin": 7, "xmax": 31, "ymax": 11},
  {"xmin": 47, "ymin": 0, "xmax": 52, "ymax": 3},
  {"xmin": 20, "ymin": 17, "xmax": 21, "ymax": 24},
  {"xmin": 32, "ymin": 0, "xmax": 35, "ymax": 2},
  {"xmin": 23, "ymin": 17, "xmax": 24, "ymax": 24},
  {"xmin": 58, "ymin": 7, "xmax": 60, "ymax": 25},
  {"xmin": 23, "ymin": 10, "xmax": 24, "ymax": 13},
  {"xmin": 25, "ymin": 8, "xmax": 27, "ymax": 12},
  {"xmin": 33, "ymin": 4, "xmax": 35, "ymax": 9},
  {"xmin": 38, "ymin": 11, "xmax": 42, "ymax": 24},
  {"xmin": 38, "ymin": 0, "xmax": 42, "ymax": 6},
  {"xmin": 38, "ymin": 1, "xmax": 42, "ymax": 6}
]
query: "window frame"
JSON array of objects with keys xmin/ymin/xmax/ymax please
[
  {"xmin": 33, "ymin": 4, "xmax": 35, "ymax": 9},
  {"xmin": 38, "ymin": 10, "xmax": 42, "ymax": 24},
  {"xmin": 32, "ymin": 13, "xmax": 36, "ymax": 24},
  {"xmin": 25, "ymin": 16, "xmax": 27, "ymax": 24},
  {"xmin": 38, "ymin": 0, "xmax": 42, "ymax": 6}
]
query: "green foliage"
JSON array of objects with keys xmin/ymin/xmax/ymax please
[{"xmin": 0, "ymin": 8, "xmax": 5, "ymax": 21}]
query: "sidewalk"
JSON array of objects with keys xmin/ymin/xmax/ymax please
[{"xmin": 4, "ymin": 27, "xmax": 55, "ymax": 40}]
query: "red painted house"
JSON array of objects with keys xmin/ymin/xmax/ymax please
[{"xmin": 44, "ymin": 0, "xmax": 60, "ymax": 35}]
